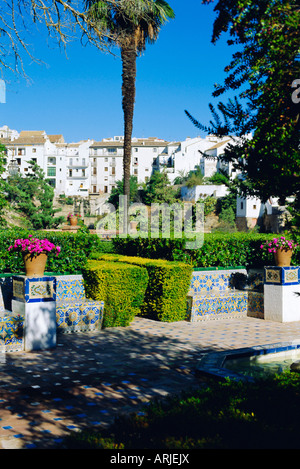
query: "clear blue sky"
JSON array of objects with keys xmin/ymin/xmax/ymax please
[{"xmin": 2, "ymin": 1, "xmax": 237, "ymax": 143}]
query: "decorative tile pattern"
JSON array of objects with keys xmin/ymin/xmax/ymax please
[
  {"xmin": 247, "ymin": 291, "xmax": 264, "ymax": 319},
  {"xmin": 264, "ymin": 267, "xmax": 300, "ymax": 286},
  {"xmin": 56, "ymin": 276, "xmax": 104, "ymax": 333},
  {"xmin": 56, "ymin": 276, "xmax": 85, "ymax": 301},
  {"xmin": 190, "ymin": 291, "xmax": 248, "ymax": 321},
  {"xmin": 56, "ymin": 301, "xmax": 104, "ymax": 333},
  {"xmin": 0, "ymin": 313, "xmax": 24, "ymax": 352},
  {"xmin": 189, "ymin": 269, "xmax": 247, "ymax": 295},
  {"xmin": 188, "ymin": 269, "xmax": 264, "ymax": 322},
  {"xmin": 13, "ymin": 276, "xmax": 56, "ymax": 303}
]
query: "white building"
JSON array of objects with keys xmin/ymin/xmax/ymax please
[
  {"xmin": 181, "ymin": 184, "xmax": 229, "ymax": 203},
  {"xmin": 0, "ymin": 127, "xmax": 93, "ymax": 197},
  {"xmin": 89, "ymin": 136, "xmax": 170, "ymax": 195},
  {"xmin": 161, "ymin": 135, "xmax": 241, "ymax": 184},
  {"xmin": 0, "ymin": 125, "xmax": 251, "ymax": 208}
]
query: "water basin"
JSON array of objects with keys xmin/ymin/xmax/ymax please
[{"xmin": 223, "ymin": 348, "xmax": 300, "ymax": 379}]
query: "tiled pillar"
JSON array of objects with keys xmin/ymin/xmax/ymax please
[
  {"xmin": 12, "ymin": 276, "xmax": 57, "ymax": 351},
  {"xmin": 264, "ymin": 267, "xmax": 300, "ymax": 322}
]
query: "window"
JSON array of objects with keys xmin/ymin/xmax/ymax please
[
  {"xmin": 69, "ymin": 169, "xmax": 73, "ymax": 177},
  {"xmin": 253, "ymin": 204, "xmax": 257, "ymax": 210},
  {"xmin": 93, "ymin": 185, "xmax": 97, "ymax": 193},
  {"xmin": 111, "ymin": 167, "xmax": 115, "ymax": 175},
  {"xmin": 82, "ymin": 169, "xmax": 86, "ymax": 177},
  {"xmin": 18, "ymin": 148, "xmax": 25, "ymax": 156},
  {"xmin": 105, "ymin": 167, "xmax": 108, "ymax": 171},
  {"xmin": 32, "ymin": 148, "xmax": 36, "ymax": 153},
  {"xmin": 241, "ymin": 202, "xmax": 244, "ymax": 210},
  {"xmin": 104, "ymin": 186, "xmax": 108, "ymax": 193},
  {"xmin": 134, "ymin": 168, "xmax": 138, "ymax": 175},
  {"xmin": 47, "ymin": 167, "xmax": 56, "ymax": 177},
  {"xmin": 93, "ymin": 167, "xmax": 97, "ymax": 175}
]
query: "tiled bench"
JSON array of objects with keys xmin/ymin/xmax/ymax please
[
  {"xmin": 187, "ymin": 268, "xmax": 264, "ymax": 321},
  {"xmin": 56, "ymin": 275, "xmax": 104, "ymax": 333},
  {"xmin": 0, "ymin": 274, "xmax": 105, "ymax": 351},
  {"xmin": 0, "ymin": 278, "xmax": 24, "ymax": 352},
  {"xmin": 0, "ymin": 310, "xmax": 24, "ymax": 352}
]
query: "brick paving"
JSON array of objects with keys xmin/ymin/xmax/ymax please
[{"xmin": 1, "ymin": 316, "xmax": 300, "ymax": 449}]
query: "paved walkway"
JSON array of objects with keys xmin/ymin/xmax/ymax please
[{"xmin": 1, "ymin": 316, "xmax": 300, "ymax": 449}]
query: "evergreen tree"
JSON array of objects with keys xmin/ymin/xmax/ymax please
[
  {"xmin": 6, "ymin": 160, "xmax": 64, "ymax": 229},
  {"xmin": 143, "ymin": 171, "xmax": 179, "ymax": 204}
]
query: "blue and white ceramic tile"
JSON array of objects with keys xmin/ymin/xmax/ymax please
[
  {"xmin": 12, "ymin": 276, "xmax": 56, "ymax": 303},
  {"xmin": 0, "ymin": 313, "xmax": 24, "ymax": 352},
  {"xmin": 264, "ymin": 266, "xmax": 299, "ymax": 286}
]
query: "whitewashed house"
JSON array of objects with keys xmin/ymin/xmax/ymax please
[
  {"xmin": 181, "ymin": 184, "xmax": 229, "ymax": 203},
  {"xmin": 89, "ymin": 136, "xmax": 170, "ymax": 195},
  {"xmin": 0, "ymin": 127, "xmax": 93, "ymax": 197}
]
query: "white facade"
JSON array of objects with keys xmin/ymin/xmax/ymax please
[
  {"xmin": 0, "ymin": 125, "xmax": 249, "ymax": 201},
  {"xmin": 236, "ymin": 196, "xmax": 265, "ymax": 219},
  {"xmin": 163, "ymin": 135, "xmax": 240, "ymax": 183},
  {"xmin": 181, "ymin": 184, "xmax": 229, "ymax": 202},
  {"xmin": 89, "ymin": 136, "xmax": 169, "ymax": 195}
]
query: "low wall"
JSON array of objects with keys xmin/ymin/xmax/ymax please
[{"xmin": 188, "ymin": 268, "xmax": 264, "ymax": 321}]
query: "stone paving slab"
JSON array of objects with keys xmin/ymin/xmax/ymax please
[{"xmin": 1, "ymin": 316, "xmax": 300, "ymax": 449}]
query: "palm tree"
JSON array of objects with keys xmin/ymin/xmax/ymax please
[{"xmin": 85, "ymin": 0, "xmax": 175, "ymax": 217}]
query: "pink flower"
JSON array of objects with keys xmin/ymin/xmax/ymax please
[{"xmin": 8, "ymin": 237, "xmax": 61, "ymax": 257}]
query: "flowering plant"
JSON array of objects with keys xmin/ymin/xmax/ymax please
[
  {"xmin": 260, "ymin": 236, "xmax": 298, "ymax": 254},
  {"xmin": 67, "ymin": 213, "xmax": 81, "ymax": 218},
  {"xmin": 8, "ymin": 235, "xmax": 61, "ymax": 257}
]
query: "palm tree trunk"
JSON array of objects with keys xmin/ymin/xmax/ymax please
[{"xmin": 121, "ymin": 43, "xmax": 137, "ymax": 228}]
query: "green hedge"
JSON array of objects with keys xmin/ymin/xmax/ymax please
[
  {"xmin": 82, "ymin": 260, "xmax": 149, "ymax": 328},
  {"xmin": 0, "ymin": 228, "xmax": 107, "ymax": 274},
  {"xmin": 111, "ymin": 232, "xmax": 299, "ymax": 268},
  {"xmin": 91, "ymin": 253, "xmax": 193, "ymax": 322}
]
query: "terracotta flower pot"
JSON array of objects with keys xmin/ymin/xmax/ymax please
[
  {"xmin": 23, "ymin": 252, "xmax": 48, "ymax": 277},
  {"xmin": 274, "ymin": 248, "xmax": 293, "ymax": 267},
  {"xmin": 69, "ymin": 217, "xmax": 78, "ymax": 226}
]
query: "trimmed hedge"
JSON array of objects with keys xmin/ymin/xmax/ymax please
[
  {"xmin": 82, "ymin": 260, "xmax": 149, "ymax": 328},
  {"xmin": 90, "ymin": 253, "xmax": 193, "ymax": 322},
  {"xmin": 111, "ymin": 232, "xmax": 299, "ymax": 268},
  {"xmin": 0, "ymin": 228, "xmax": 107, "ymax": 274}
]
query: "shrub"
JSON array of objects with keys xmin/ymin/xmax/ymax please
[
  {"xmin": 111, "ymin": 232, "xmax": 282, "ymax": 268},
  {"xmin": 91, "ymin": 253, "xmax": 193, "ymax": 322},
  {"xmin": 82, "ymin": 260, "xmax": 149, "ymax": 328},
  {"xmin": 0, "ymin": 228, "xmax": 104, "ymax": 274}
]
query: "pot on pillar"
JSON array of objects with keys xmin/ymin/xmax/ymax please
[
  {"xmin": 274, "ymin": 248, "xmax": 293, "ymax": 267},
  {"xmin": 8, "ymin": 236, "xmax": 61, "ymax": 277},
  {"xmin": 260, "ymin": 236, "xmax": 298, "ymax": 268},
  {"xmin": 23, "ymin": 252, "xmax": 48, "ymax": 277}
]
